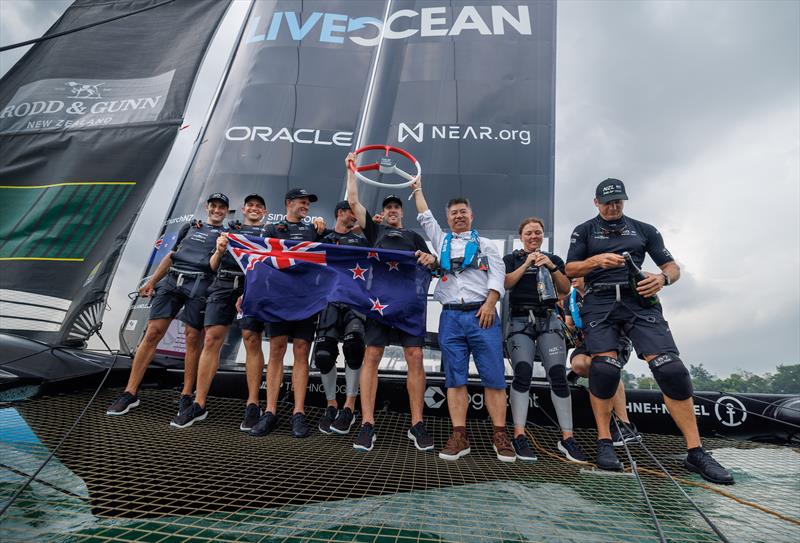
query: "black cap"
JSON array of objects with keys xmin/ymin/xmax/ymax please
[
  {"xmin": 382, "ymin": 194, "xmax": 403, "ymax": 208},
  {"xmin": 207, "ymin": 192, "xmax": 230, "ymax": 206},
  {"xmin": 285, "ymin": 187, "xmax": 318, "ymax": 202},
  {"xmin": 334, "ymin": 200, "xmax": 351, "ymax": 214},
  {"xmin": 244, "ymin": 193, "xmax": 266, "ymax": 206},
  {"xmin": 595, "ymin": 178, "xmax": 628, "ymax": 204}
]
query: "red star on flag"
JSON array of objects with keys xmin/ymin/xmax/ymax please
[
  {"xmin": 368, "ymin": 251, "xmax": 380, "ymax": 261},
  {"xmin": 387, "ymin": 261, "xmax": 400, "ymax": 271},
  {"xmin": 370, "ymin": 297, "xmax": 388, "ymax": 316},
  {"xmin": 349, "ymin": 263, "xmax": 368, "ymax": 280}
]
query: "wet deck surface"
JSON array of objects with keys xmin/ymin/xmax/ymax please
[{"xmin": 1, "ymin": 388, "xmax": 799, "ymax": 542}]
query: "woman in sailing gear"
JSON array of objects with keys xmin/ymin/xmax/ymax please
[
  {"xmin": 346, "ymin": 153, "xmax": 437, "ymax": 453},
  {"xmin": 248, "ymin": 188, "xmax": 326, "ymax": 440},
  {"xmin": 504, "ymin": 217, "xmax": 588, "ymax": 464},
  {"xmin": 411, "ymin": 176, "xmax": 515, "ymax": 463},
  {"xmin": 315, "ymin": 200, "xmax": 369, "ymax": 435},
  {"xmin": 566, "ymin": 178, "xmax": 733, "ymax": 483},
  {"xmin": 107, "ymin": 193, "xmax": 230, "ymax": 418},
  {"xmin": 173, "ymin": 195, "xmax": 268, "ymax": 429}
]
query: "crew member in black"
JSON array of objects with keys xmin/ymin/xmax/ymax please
[
  {"xmin": 315, "ymin": 200, "xmax": 370, "ymax": 435},
  {"xmin": 566, "ymin": 178, "xmax": 734, "ymax": 484},
  {"xmin": 345, "ymin": 152, "xmax": 437, "ymax": 452},
  {"xmin": 171, "ymin": 195, "xmax": 267, "ymax": 429},
  {"xmin": 504, "ymin": 217, "xmax": 588, "ymax": 463},
  {"xmin": 107, "ymin": 193, "xmax": 230, "ymax": 417},
  {"xmin": 565, "ymin": 277, "xmax": 640, "ymax": 446},
  {"xmin": 248, "ymin": 187, "xmax": 326, "ymax": 439}
]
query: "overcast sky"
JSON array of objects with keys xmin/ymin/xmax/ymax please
[{"xmin": 1, "ymin": 0, "xmax": 798, "ymax": 377}]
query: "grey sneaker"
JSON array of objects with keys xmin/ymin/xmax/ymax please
[
  {"xmin": 407, "ymin": 421, "xmax": 434, "ymax": 451},
  {"xmin": 106, "ymin": 392, "xmax": 139, "ymax": 415},
  {"xmin": 170, "ymin": 402, "xmax": 207, "ymax": 429},
  {"xmin": 177, "ymin": 394, "xmax": 193, "ymax": 415},
  {"xmin": 353, "ymin": 423, "xmax": 376, "ymax": 451},
  {"xmin": 331, "ymin": 407, "xmax": 356, "ymax": 435},
  {"xmin": 558, "ymin": 437, "xmax": 589, "ymax": 464}
]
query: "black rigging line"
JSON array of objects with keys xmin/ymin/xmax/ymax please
[
  {"xmin": 0, "ymin": 329, "xmax": 119, "ymax": 519},
  {"xmin": 611, "ymin": 416, "xmax": 667, "ymax": 543},
  {"xmin": 621, "ymin": 415, "xmax": 732, "ymax": 543},
  {"xmin": 0, "ymin": 0, "xmax": 177, "ymax": 53}
]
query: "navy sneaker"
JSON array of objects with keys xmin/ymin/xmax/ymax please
[
  {"xmin": 684, "ymin": 449, "xmax": 735, "ymax": 485},
  {"xmin": 240, "ymin": 403, "xmax": 262, "ymax": 432},
  {"xmin": 407, "ymin": 421, "xmax": 434, "ymax": 451},
  {"xmin": 291, "ymin": 412, "xmax": 310, "ymax": 438},
  {"xmin": 353, "ymin": 423, "xmax": 376, "ymax": 451},
  {"xmin": 318, "ymin": 406, "xmax": 338, "ymax": 434},
  {"xmin": 249, "ymin": 411, "xmax": 279, "ymax": 437},
  {"xmin": 611, "ymin": 421, "xmax": 641, "ymax": 447},
  {"xmin": 558, "ymin": 437, "xmax": 589, "ymax": 464},
  {"xmin": 177, "ymin": 394, "xmax": 193, "ymax": 415},
  {"xmin": 596, "ymin": 439, "xmax": 623, "ymax": 471},
  {"xmin": 106, "ymin": 392, "xmax": 139, "ymax": 415},
  {"xmin": 331, "ymin": 407, "xmax": 356, "ymax": 435},
  {"xmin": 512, "ymin": 435, "xmax": 537, "ymax": 461},
  {"xmin": 170, "ymin": 402, "xmax": 207, "ymax": 429}
]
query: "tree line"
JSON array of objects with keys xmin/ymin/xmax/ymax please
[{"xmin": 624, "ymin": 364, "xmax": 799, "ymax": 394}]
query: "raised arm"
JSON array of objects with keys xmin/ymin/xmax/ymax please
[
  {"xmin": 410, "ymin": 176, "xmax": 428, "ymax": 214},
  {"xmin": 345, "ymin": 152, "xmax": 368, "ymax": 228}
]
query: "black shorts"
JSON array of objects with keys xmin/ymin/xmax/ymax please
[
  {"xmin": 203, "ymin": 276, "xmax": 244, "ymax": 328},
  {"xmin": 239, "ymin": 316, "xmax": 266, "ymax": 333},
  {"xmin": 581, "ymin": 294, "xmax": 678, "ymax": 359},
  {"xmin": 365, "ymin": 318, "xmax": 425, "ymax": 348},
  {"xmin": 149, "ymin": 273, "xmax": 211, "ymax": 330},
  {"xmin": 316, "ymin": 303, "xmax": 365, "ymax": 340},
  {"xmin": 268, "ymin": 315, "xmax": 318, "ymax": 342},
  {"xmin": 570, "ymin": 336, "xmax": 633, "ymax": 365}
]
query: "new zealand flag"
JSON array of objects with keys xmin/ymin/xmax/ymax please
[{"xmin": 227, "ymin": 234, "xmax": 431, "ymax": 336}]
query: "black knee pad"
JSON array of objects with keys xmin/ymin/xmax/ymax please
[
  {"xmin": 313, "ymin": 336, "xmax": 339, "ymax": 374},
  {"xmin": 548, "ymin": 365, "xmax": 570, "ymax": 398},
  {"xmin": 588, "ymin": 356, "xmax": 622, "ymax": 400},
  {"xmin": 650, "ymin": 353, "xmax": 693, "ymax": 400},
  {"xmin": 512, "ymin": 361, "xmax": 533, "ymax": 393},
  {"xmin": 342, "ymin": 332, "xmax": 364, "ymax": 370}
]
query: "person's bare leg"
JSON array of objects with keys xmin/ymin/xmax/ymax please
[
  {"xmin": 344, "ymin": 395, "xmax": 356, "ymax": 411},
  {"xmin": 359, "ymin": 346, "xmax": 383, "ymax": 425},
  {"xmin": 484, "ymin": 388, "xmax": 508, "ymax": 428},
  {"xmin": 195, "ymin": 324, "xmax": 229, "ymax": 407},
  {"xmin": 291, "ymin": 339, "xmax": 311, "ymax": 414},
  {"xmin": 181, "ymin": 325, "xmax": 204, "ymax": 396},
  {"xmin": 265, "ymin": 336, "xmax": 288, "ymax": 414},
  {"xmin": 644, "ymin": 355, "xmax": 701, "ymax": 449},
  {"xmin": 124, "ymin": 318, "xmax": 171, "ymax": 394},
  {"xmin": 612, "ymin": 381, "xmax": 630, "ymax": 424},
  {"xmin": 404, "ymin": 346, "xmax": 425, "ymax": 425},
  {"xmin": 447, "ymin": 386, "xmax": 469, "ymax": 427},
  {"xmin": 242, "ymin": 330, "xmax": 264, "ymax": 407}
]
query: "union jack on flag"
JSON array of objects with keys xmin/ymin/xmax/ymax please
[{"xmin": 227, "ymin": 234, "xmax": 431, "ymax": 336}]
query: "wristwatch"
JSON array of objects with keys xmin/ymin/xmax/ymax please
[{"xmin": 661, "ymin": 272, "xmax": 671, "ymax": 286}]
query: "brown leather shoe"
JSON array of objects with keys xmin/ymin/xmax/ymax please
[
  {"xmin": 492, "ymin": 431, "xmax": 516, "ymax": 463},
  {"xmin": 439, "ymin": 431, "xmax": 471, "ymax": 461}
]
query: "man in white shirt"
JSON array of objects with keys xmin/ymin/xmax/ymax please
[{"xmin": 411, "ymin": 178, "xmax": 515, "ymax": 462}]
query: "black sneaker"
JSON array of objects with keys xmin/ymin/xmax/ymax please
[
  {"xmin": 291, "ymin": 412, "xmax": 310, "ymax": 438},
  {"xmin": 240, "ymin": 403, "xmax": 262, "ymax": 432},
  {"xmin": 512, "ymin": 435, "xmax": 537, "ymax": 461},
  {"xmin": 249, "ymin": 411, "xmax": 279, "ymax": 437},
  {"xmin": 331, "ymin": 407, "xmax": 356, "ymax": 435},
  {"xmin": 106, "ymin": 392, "xmax": 140, "ymax": 415},
  {"xmin": 170, "ymin": 402, "xmax": 207, "ymax": 429},
  {"xmin": 177, "ymin": 394, "xmax": 193, "ymax": 415},
  {"xmin": 611, "ymin": 421, "xmax": 641, "ymax": 447},
  {"xmin": 596, "ymin": 439, "xmax": 623, "ymax": 471},
  {"xmin": 318, "ymin": 406, "xmax": 338, "ymax": 434},
  {"xmin": 684, "ymin": 449, "xmax": 735, "ymax": 485},
  {"xmin": 407, "ymin": 421, "xmax": 434, "ymax": 451},
  {"xmin": 558, "ymin": 437, "xmax": 589, "ymax": 464},
  {"xmin": 353, "ymin": 423, "xmax": 376, "ymax": 451}
]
